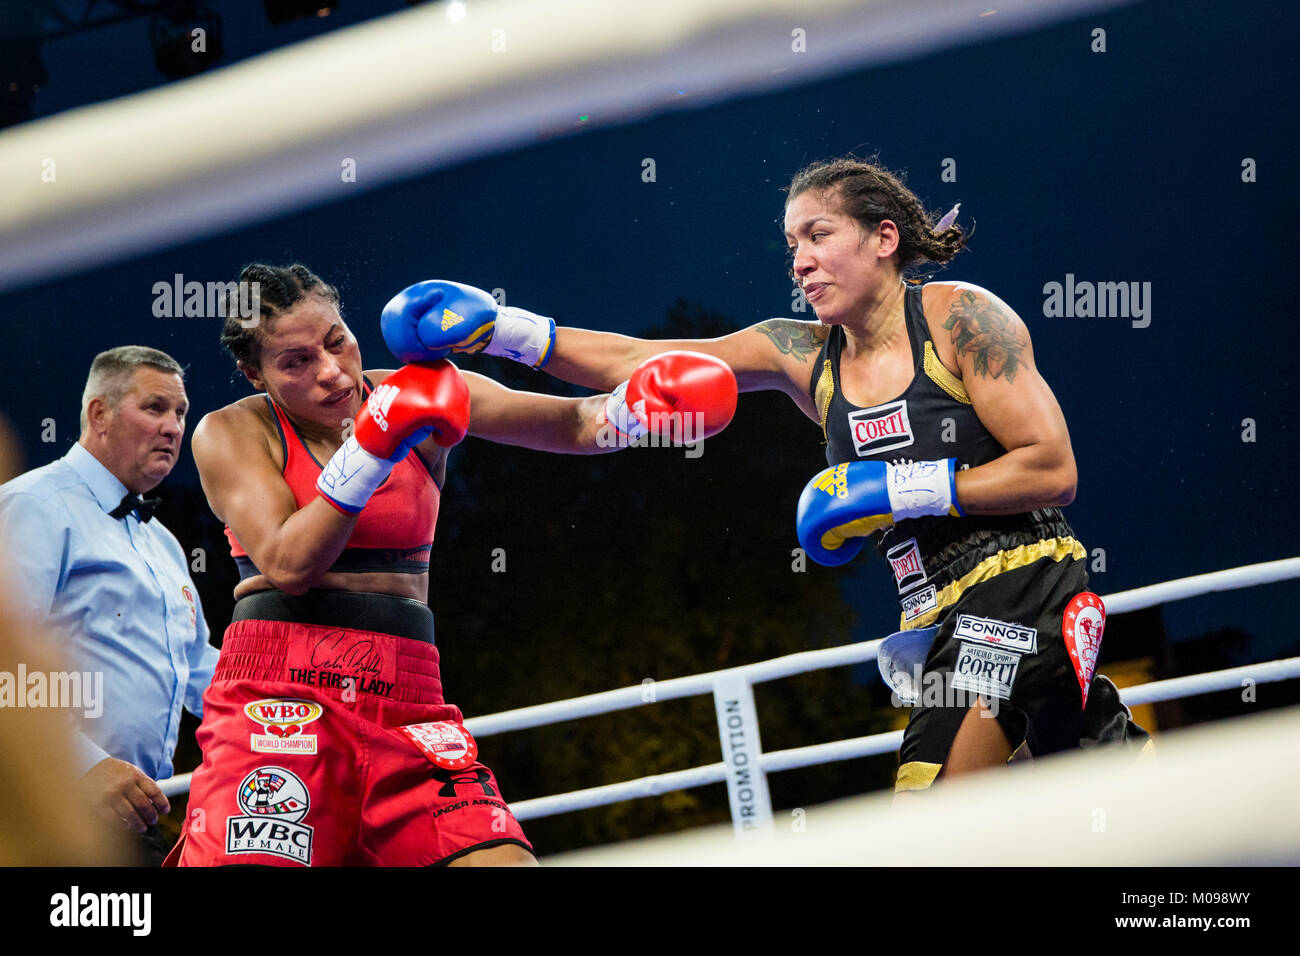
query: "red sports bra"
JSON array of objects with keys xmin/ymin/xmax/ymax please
[{"xmin": 225, "ymin": 384, "xmax": 439, "ymax": 580}]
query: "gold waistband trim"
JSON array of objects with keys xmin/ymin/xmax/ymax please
[{"xmin": 900, "ymin": 536, "xmax": 1086, "ymax": 631}]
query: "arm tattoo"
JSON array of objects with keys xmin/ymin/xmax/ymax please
[
  {"xmin": 943, "ymin": 290, "xmax": 1026, "ymax": 383},
  {"xmin": 755, "ymin": 320, "xmax": 828, "ymax": 363}
]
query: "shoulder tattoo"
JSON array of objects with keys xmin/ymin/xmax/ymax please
[
  {"xmin": 755, "ymin": 319, "xmax": 828, "ymax": 363},
  {"xmin": 942, "ymin": 290, "xmax": 1026, "ymax": 383}
]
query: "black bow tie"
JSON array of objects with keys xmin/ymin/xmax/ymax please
[{"xmin": 109, "ymin": 492, "xmax": 160, "ymax": 523}]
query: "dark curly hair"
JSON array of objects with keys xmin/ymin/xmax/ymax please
[
  {"xmin": 785, "ymin": 156, "xmax": 967, "ymax": 275},
  {"xmin": 219, "ymin": 263, "xmax": 341, "ymax": 368}
]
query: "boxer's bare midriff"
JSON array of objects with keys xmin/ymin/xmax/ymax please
[{"xmin": 234, "ymin": 570, "xmax": 428, "ymax": 602}]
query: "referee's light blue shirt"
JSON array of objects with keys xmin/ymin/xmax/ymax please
[{"xmin": 0, "ymin": 441, "xmax": 219, "ymax": 781}]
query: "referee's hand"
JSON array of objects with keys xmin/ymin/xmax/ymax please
[{"xmin": 81, "ymin": 757, "xmax": 170, "ymax": 834}]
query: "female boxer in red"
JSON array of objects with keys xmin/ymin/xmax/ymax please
[
  {"xmin": 388, "ymin": 158, "xmax": 1150, "ymax": 799},
  {"xmin": 168, "ymin": 264, "xmax": 736, "ymax": 866}
]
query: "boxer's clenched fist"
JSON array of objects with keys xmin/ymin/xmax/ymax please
[
  {"xmin": 318, "ymin": 361, "xmax": 470, "ymax": 514},
  {"xmin": 797, "ymin": 459, "xmax": 962, "ymax": 566},
  {"xmin": 382, "ymin": 280, "xmax": 555, "ymax": 369},
  {"xmin": 603, "ymin": 351, "xmax": 738, "ymax": 444}
]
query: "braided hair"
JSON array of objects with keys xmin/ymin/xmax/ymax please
[
  {"xmin": 785, "ymin": 156, "xmax": 967, "ymax": 275},
  {"xmin": 219, "ymin": 263, "xmax": 342, "ymax": 368}
]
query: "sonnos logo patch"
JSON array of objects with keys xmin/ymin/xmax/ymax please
[
  {"xmin": 953, "ymin": 614, "xmax": 1038, "ymax": 654},
  {"xmin": 848, "ymin": 400, "xmax": 914, "ymax": 456},
  {"xmin": 901, "ymin": 585, "xmax": 938, "ymax": 623}
]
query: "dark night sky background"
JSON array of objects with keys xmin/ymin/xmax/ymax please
[{"xmin": 2, "ymin": 0, "xmax": 1297, "ymax": 701}]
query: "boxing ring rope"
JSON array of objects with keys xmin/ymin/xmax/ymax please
[
  {"xmin": 508, "ymin": 657, "xmax": 1300, "ymax": 822},
  {"xmin": 158, "ymin": 556, "xmax": 1300, "ymax": 821},
  {"xmin": 548, "ymin": 702, "xmax": 1300, "ymax": 866},
  {"xmin": 1100, "ymin": 557, "xmax": 1300, "ymax": 614},
  {"xmin": 446, "ymin": 555, "xmax": 1300, "ymax": 739},
  {"xmin": 0, "ymin": 0, "xmax": 1140, "ymax": 293}
]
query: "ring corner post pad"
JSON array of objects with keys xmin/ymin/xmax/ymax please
[{"xmin": 710, "ymin": 671, "xmax": 775, "ymax": 843}]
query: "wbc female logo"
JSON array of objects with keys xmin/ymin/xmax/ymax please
[{"xmin": 1063, "ymin": 592, "xmax": 1106, "ymax": 707}]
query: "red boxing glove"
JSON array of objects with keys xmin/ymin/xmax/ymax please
[
  {"xmin": 354, "ymin": 360, "xmax": 470, "ymax": 457},
  {"xmin": 606, "ymin": 351, "xmax": 738, "ymax": 443},
  {"xmin": 317, "ymin": 361, "xmax": 469, "ymax": 514}
]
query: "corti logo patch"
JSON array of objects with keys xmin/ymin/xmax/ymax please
[
  {"xmin": 848, "ymin": 400, "xmax": 914, "ymax": 456},
  {"xmin": 886, "ymin": 538, "xmax": 928, "ymax": 593},
  {"xmin": 952, "ymin": 642, "xmax": 1021, "ymax": 701}
]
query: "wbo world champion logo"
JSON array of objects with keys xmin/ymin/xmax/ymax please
[{"xmin": 244, "ymin": 698, "xmax": 323, "ymax": 753}]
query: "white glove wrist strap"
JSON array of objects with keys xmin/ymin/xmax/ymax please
[
  {"xmin": 316, "ymin": 436, "xmax": 394, "ymax": 513},
  {"xmin": 886, "ymin": 460, "xmax": 956, "ymax": 521},
  {"xmin": 602, "ymin": 381, "xmax": 646, "ymax": 443},
  {"xmin": 485, "ymin": 306, "xmax": 556, "ymax": 368}
]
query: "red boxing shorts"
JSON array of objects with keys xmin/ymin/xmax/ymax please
[{"xmin": 167, "ymin": 590, "xmax": 531, "ymax": 866}]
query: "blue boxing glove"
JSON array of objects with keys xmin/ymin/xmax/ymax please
[
  {"xmin": 381, "ymin": 280, "xmax": 556, "ymax": 369},
  {"xmin": 796, "ymin": 459, "xmax": 964, "ymax": 566}
]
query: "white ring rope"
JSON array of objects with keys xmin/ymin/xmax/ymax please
[
  {"xmin": 158, "ymin": 557, "xmax": 1300, "ymax": 806},
  {"xmin": 510, "ymin": 658, "xmax": 1300, "ymax": 821},
  {"xmin": 1118, "ymin": 657, "xmax": 1300, "ymax": 706},
  {"xmin": 511, "ymin": 762, "xmax": 729, "ymax": 822},
  {"xmin": 0, "ymin": 0, "xmax": 1138, "ymax": 292},
  {"xmin": 548, "ymin": 704, "xmax": 1300, "ymax": 866},
  {"xmin": 164, "ymin": 659, "xmax": 1300, "ymax": 804},
  {"xmin": 160, "ymin": 773, "xmax": 192, "ymax": 799},
  {"xmin": 466, "ymin": 557, "xmax": 1300, "ymax": 738},
  {"xmin": 465, "ymin": 639, "xmax": 889, "ymax": 737},
  {"xmin": 465, "ymin": 669, "xmax": 748, "ymax": 738},
  {"xmin": 1100, "ymin": 556, "xmax": 1300, "ymax": 615}
]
